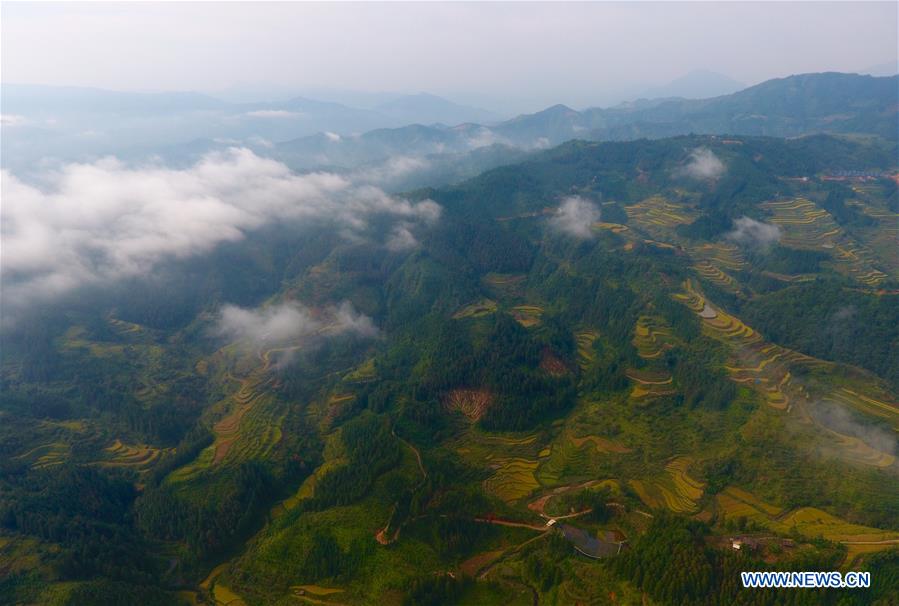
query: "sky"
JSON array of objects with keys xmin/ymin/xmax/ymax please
[{"xmin": 2, "ymin": 1, "xmax": 897, "ymax": 111}]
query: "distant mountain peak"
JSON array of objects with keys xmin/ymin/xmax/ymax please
[
  {"xmin": 641, "ymin": 69, "xmax": 745, "ymax": 100},
  {"xmin": 374, "ymin": 93, "xmax": 501, "ymax": 126}
]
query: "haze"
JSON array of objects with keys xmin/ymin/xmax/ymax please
[{"xmin": 2, "ymin": 1, "xmax": 897, "ymax": 112}]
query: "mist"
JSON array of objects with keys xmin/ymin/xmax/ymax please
[
  {"xmin": 3, "ymin": 3, "xmax": 895, "ymax": 112},
  {"xmin": 0, "ymin": 149, "xmax": 440, "ymax": 315},
  {"xmin": 679, "ymin": 147, "xmax": 726, "ymax": 180},
  {"xmin": 214, "ymin": 300, "xmax": 378, "ymax": 349},
  {"xmin": 550, "ymin": 196, "xmax": 601, "ymax": 240},
  {"xmin": 725, "ymin": 216, "xmax": 782, "ymax": 248}
]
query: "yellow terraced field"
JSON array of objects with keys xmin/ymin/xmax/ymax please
[
  {"xmin": 632, "ymin": 316, "xmax": 678, "ymax": 359},
  {"xmin": 674, "ymin": 279, "xmax": 856, "ymax": 418},
  {"xmin": 626, "ymin": 367, "xmax": 673, "ymax": 385},
  {"xmin": 690, "ymin": 243, "xmax": 746, "ymax": 272},
  {"xmin": 593, "ymin": 221, "xmax": 629, "ymax": 234},
  {"xmin": 99, "ymin": 439, "xmax": 171, "ymax": 472},
  {"xmin": 761, "ymin": 198, "xmax": 887, "ymax": 285},
  {"xmin": 511, "ymin": 304, "xmax": 544, "ymax": 327},
  {"xmin": 630, "ymin": 457, "xmax": 704, "ymax": 514},
  {"xmin": 625, "ymin": 196, "xmax": 695, "ymax": 237},
  {"xmin": 452, "ymin": 299, "xmax": 497, "ymax": 319},
  {"xmin": 16, "ymin": 442, "xmax": 69, "ymax": 469},
  {"xmin": 484, "ymin": 457, "xmax": 540, "ymax": 502},
  {"xmin": 717, "ymin": 487, "xmax": 899, "ymax": 549},
  {"xmin": 821, "ymin": 387, "xmax": 899, "ymax": 430},
  {"xmin": 820, "ymin": 427, "xmax": 896, "ymax": 468},
  {"xmin": 693, "ymin": 260, "xmax": 738, "ymax": 290}
]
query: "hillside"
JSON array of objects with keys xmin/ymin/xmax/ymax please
[{"xmin": 2, "ymin": 134, "xmax": 899, "ymax": 605}]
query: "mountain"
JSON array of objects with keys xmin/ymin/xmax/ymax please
[
  {"xmin": 640, "ymin": 69, "xmax": 745, "ymax": 100},
  {"xmin": 3, "ymin": 132, "xmax": 899, "ymax": 604},
  {"xmin": 263, "ymin": 72, "xmax": 898, "ymax": 178},
  {"xmin": 374, "ymin": 92, "xmax": 502, "ymax": 125},
  {"xmin": 493, "ymin": 103, "xmax": 590, "ymax": 145},
  {"xmin": 592, "ymin": 72, "xmax": 899, "ymax": 141}
]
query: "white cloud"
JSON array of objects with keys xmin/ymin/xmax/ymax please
[
  {"xmin": 1, "ymin": 148, "xmax": 440, "ymax": 312},
  {"xmin": 680, "ymin": 147, "xmax": 725, "ymax": 179},
  {"xmin": 324, "ymin": 131, "xmax": 341, "ymax": 142},
  {"xmin": 245, "ymin": 110, "xmax": 303, "ymax": 119},
  {"xmin": 811, "ymin": 400, "xmax": 897, "ymax": 465},
  {"xmin": 725, "ymin": 216, "xmax": 781, "ymax": 247},
  {"xmin": 549, "ymin": 196, "xmax": 600, "ymax": 239},
  {"xmin": 465, "ymin": 127, "xmax": 504, "ymax": 149},
  {"xmin": 351, "ymin": 155, "xmax": 431, "ymax": 185},
  {"xmin": 386, "ymin": 222, "xmax": 419, "ymax": 251},
  {"xmin": 1, "ymin": 114, "xmax": 28, "ymax": 126},
  {"xmin": 213, "ymin": 300, "xmax": 377, "ymax": 351}
]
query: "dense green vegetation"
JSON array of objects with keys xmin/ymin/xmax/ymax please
[{"xmin": 2, "ymin": 133, "xmax": 898, "ymax": 605}]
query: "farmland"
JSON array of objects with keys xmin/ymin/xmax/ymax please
[
  {"xmin": 761, "ymin": 198, "xmax": 888, "ymax": 285},
  {"xmin": 4, "ymin": 133, "xmax": 899, "ymax": 603},
  {"xmin": 630, "ymin": 457, "xmax": 705, "ymax": 514}
]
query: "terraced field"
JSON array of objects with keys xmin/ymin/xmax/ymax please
[
  {"xmin": 848, "ymin": 200, "xmax": 899, "ymax": 278},
  {"xmin": 761, "ymin": 198, "xmax": 887, "ymax": 285},
  {"xmin": 673, "ymin": 278, "xmax": 899, "ymax": 469},
  {"xmin": 510, "ymin": 304, "xmax": 543, "ymax": 328},
  {"xmin": 629, "ymin": 457, "xmax": 704, "ymax": 514},
  {"xmin": 169, "ymin": 354, "xmax": 287, "ymax": 482},
  {"xmin": 452, "ymin": 298, "xmax": 498, "ymax": 319},
  {"xmin": 592, "ymin": 221, "xmax": 629, "ymax": 234},
  {"xmin": 675, "ymin": 279, "xmax": 760, "ymax": 344},
  {"xmin": 690, "ymin": 242, "xmax": 747, "ymax": 272},
  {"xmin": 692, "ymin": 260, "xmax": 739, "ymax": 291},
  {"xmin": 632, "ymin": 316, "xmax": 678, "ymax": 360},
  {"xmin": 671, "ymin": 276, "xmax": 896, "ymax": 473},
  {"xmin": 626, "ymin": 367, "xmax": 676, "ymax": 402},
  {"xmin": 15, "ymin": 442, "xmax": 69, "ymax": 470},
  {"xmin": 823, "ymin": 387, "xmax": 899, "ymax": 429},
  {"xmin": 98, "ymin": 439, "xmax": 172, "ymax": 473},
  {"xmin": 536, "ymin": 428, "xmax": 628, "ymax": 487},
  {"xmin": 482, "ymin": 273, "xmax": 527, "ymax": 298},
  {"xmin": 716, "ymin": 487, "xmax": 899, "ymax": 556},
  {"xmin": 625, "ymin": 196, "xmax": 695, "ymax": 238},
  {"xmin": 483, "ymin": 457, "xmax": 540, "ymax": 503},
  {"xmin": 676, "ymin": 279, "xmax": 833, "ymax": 413}
]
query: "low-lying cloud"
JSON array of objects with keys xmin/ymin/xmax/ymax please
[
  {"xmin": 725, "ymin": 216, "xmax": 781, "ymax": 248},
  {"xmin": 549, "ymin": 196, "xmax": 600, "ymax": 239},
  {"xmin": 680, "ymin": 147, "xmax": 726, "ymax": 179},
  {"xmin": 1, "ymin": 148, "xmax": 440, "ymax": 313},
  {"xmin": 1, "ymin": 114, "xmax": 28, "ymax": 126},
  {"xmin": 214, "ymin": 300, "xmax": 377, "ymax": 349},
  {"xmin": 811, "ymin": 399, "xmax": 898, "ymax": 465}
]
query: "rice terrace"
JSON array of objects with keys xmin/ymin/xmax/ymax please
[{"xmin": 2, "ymin": 5, "xmax": 899, "ymax": 603}]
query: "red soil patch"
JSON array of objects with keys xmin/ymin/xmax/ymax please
[
  {"xmin": 540, "ymin": 349, "xmax": 570, "ymax": 377},
  {"xmin": 444, "ymin": 389, "xmax": 493, "ymax": 421},
  {"xmin": 213, "ymin": 438, "xmax": 235, "ymax": 465}
]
